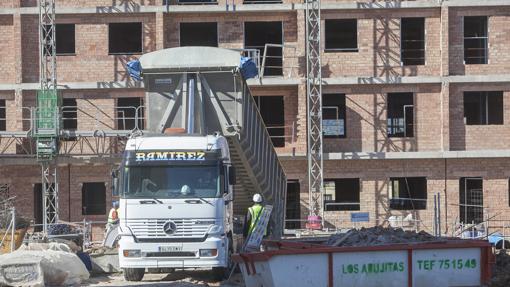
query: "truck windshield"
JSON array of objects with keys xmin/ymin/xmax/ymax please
[{"xmin": 121, "ymin": 165, "xmax": 221, "ymax": 199}]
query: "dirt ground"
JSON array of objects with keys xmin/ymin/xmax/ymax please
[{"xmin": 84, "ymin": 270, "xmax": 245, "ymax": 287}]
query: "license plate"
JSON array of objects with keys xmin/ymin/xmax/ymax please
[{"xmin": 159, "ymin": 246, "xmax": 183, "ymax": 252}]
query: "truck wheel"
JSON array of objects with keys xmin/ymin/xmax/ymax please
[
  {"xmin": 212, "ymin": 239, "xmax": 234, "ymax": 281},
  {"xmin": 123, "ymin": 268, "xmax": 145, "ymax": 281},
  {"xmin": 212, "ymin": 267, "xmax": 228, "ymax": 281}
]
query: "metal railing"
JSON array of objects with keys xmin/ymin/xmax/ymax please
[
  {"xmin": 0, "ymin": 207, "xmax": 16, "ymax": 253},
  {"xmin": 260, "ymin": 43, "xmax": 298, "ymax": 79},
  {"xmin": 265, "ymin": 122, "xmax": 296, "ymax": 147}
]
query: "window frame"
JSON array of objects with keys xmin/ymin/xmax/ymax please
[
  {"xmin": 324, "ymin": 19, "xmax": 359, "ymax": 53},
  {"xmin": 463, "ymin": 91, "xmax": 503, "ymax": 125},
  {"xmin": 179, "ymin": 22, "xmax": 219, "ymax": 47},
  {"xmin": 82, "ymin": 182, "xmax": 107, "ymax": 216},
  {"xmin": 389, "ymin": 177, "xmax": 427, "ymax": 210},
  {"xmin": 244, "ymin": 21, "xmax": 284, "ymax": 77},
  {"xmin": 322, "ymin": 94, "xmax": 346, "ymax": 138},
  {"xmin": 463, "ymin": 16, "xmax": 488, "ymax": 65},
  {"xmin": 323, "ymin": 178, "xmax": 361, "ymax": 211},
  {"xmin": 108, "ymin": 22, "xmax": 144, "ymax": 55},
  {"xmin": 387, "ymin": 92, "xmax": 415, "ymax": 138},
  {"xmin": 0, "ymin": 99, "xmax": 5, "ymax": 131},
  {"xmin": 400, "ymin": 17, "xmax": 425, "ymax": 66}
]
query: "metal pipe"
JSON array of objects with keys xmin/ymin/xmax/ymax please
[
  {"xmin": 433, "ymin": 194, "xmax": 437, "ymax": 236},
  {"xmin": 437, "ymin": 192, "xmax": 441, "ymax": 237},
  {"xmin": 187, "ymin": 77, "xmax": 195, "ymax": 134},
  {"xmin": 10, "ymin": 207, "xmax": 15, "ymax": 252}
]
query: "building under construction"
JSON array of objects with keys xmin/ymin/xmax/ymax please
[{"xmin": 1, "ymin": 0, "xmax": 510, "ymax": 239}]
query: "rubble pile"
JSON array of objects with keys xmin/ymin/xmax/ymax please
[
  {"xmin": 326, "ymin": 226, "xmax": 439, "ymax": 247},
  {"xmin": 490, "ymin": 250, "xmax": 510, "ymax": 287}
]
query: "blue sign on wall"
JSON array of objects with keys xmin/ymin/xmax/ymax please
[{"xmin": 351, "ymin": 212, "xmax": 369, "ymax": 222}]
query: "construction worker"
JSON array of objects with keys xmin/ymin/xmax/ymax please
[
  {"xmin": 243, "ymin": 193, "xmax": 266, "ymax": 239},
  {"xmin": 107, "ymin": 200, "xmax": 119, "ymax": 227}
]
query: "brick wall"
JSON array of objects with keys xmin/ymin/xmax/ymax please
[
  {"xmin": 449, "ymin": 83, "xmax": 510, "ymax": 151},
  {"xmin": 322, "ymin": 84, "xmax": 442, "ymax": 153},
  {"xmin": 164, "ymin": 12, "xmax": 299, "ymax": 77},
  {"xmin": 281, "ymin": 157, "xmax": 510, "ymax": 233},
  {"xmin": 321, "ymin": 8, "xmax": 441, "ymax": 78},
  {"xmin": 0, "ymin": 164, "xmax": 113, "ymax": 228},
  {"xmin": 449, "ymin": 6, "xmax": 510, "ymax": 76},
  {"xmin": 0, "ymin": 16, "xmax": 15, "ymax": 84}
]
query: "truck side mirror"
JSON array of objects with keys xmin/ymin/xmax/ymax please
[
  {"xmin": 111, "ymin": 169, "xmax": 119, "ymax": 197},
  {"xmin": 228, "ymin": 166, "xmax": 236, "ymax": 185}
]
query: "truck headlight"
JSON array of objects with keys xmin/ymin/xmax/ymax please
[
  {"xmin": 123, "ymin": 249, "xmax": 141, "ymax": 257},
  {"xmin": 199, "ymin": 249, "xmax": 218, "ymax": 257},
  {"xmin": 208, "ymin": 224, "xmax": 223, "ymax": 235}
]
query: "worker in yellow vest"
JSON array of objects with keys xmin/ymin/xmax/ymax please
[
  {"xmin": 243, "ymin": 193, "xmax": 266, "ymax": 239},
  {"xmin": 107, "ymin": 200, "xmax": 119, "ymax": 227}
]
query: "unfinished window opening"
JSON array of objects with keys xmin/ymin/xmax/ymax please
[
  {"xmin": 253, "ymin": 96, "xmax": 285, "ymax": 147},
  {"xmin": 244, "ymin": 22, "xmax": 283, "ymax": 76},
  {"xmin": 33, "ymin": 184, "xmax": 44, "ymax": 232},
  {"xmin": 62, "ymin": 98, "xmax": 77, "ymax": 130},
  {"xmin": 324, "ymin": 19, "xmax": 358, "ymax": 52},
  {"xmin": 0, "ymin": 99, "xmax": 5, "ymax": 131},
  {"xmin": 389, "ymin": 177, "xmax": 426, "ymax": 210},
  {"xmin": 44, "ymin": 24, "xmax": 75, "ymax": 55},
  {"xmin": 459, "ymin": 177, "xmax": 483, "ymax": 224},
  {"xmin": 401, "ymin": 18, "xmax": 425, "ymax": 66},
  {"xmin": 117, "ymin": 97, "xmax": 144, "ymax": 130},
  {"xmin": 164, "ymin": 0, "xmax": 217, "ymax": 5},
  {"xmin": 324, "ymin": 178, "xmax": 360, "ymax": 211},
  {"xmin": 464, "ymin": 16, "xmax": 488, "ymax": 64},
  {"xmin": 464, "ymin": 91, "xmax": 503, "ymax": 125},
  {"xmin": 322, "ymin": 94, "xmax": 346, "ymax": 138},
  {"xmin": 82, "ymin": 182, "xmax": 107, "ymax": 215},
  {"xmin": 180, "ymin": 22, "xmax": 218, "ymax": 47},
  {"xmin": 387, "ymin": 92, "xmax": 414, "ymax": 138},
  {"xmin": 285, "ymin": 180, "xmax": 301, "ymax": 229},
  {"xmin": 109, "ymin": 22, "xmax": 142, "ymax": 54}
]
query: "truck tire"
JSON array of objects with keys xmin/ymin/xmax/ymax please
[
  {"xmin": 123, "ymin": 268, "xmax": 145, "ymax": 281},
  {"xmin": 212, "ymin": 237, "xmax": 234, "ymax": 280},
  {"xmin": 212, "ymin": 267, "xmax": 228, "ymax": 281}
]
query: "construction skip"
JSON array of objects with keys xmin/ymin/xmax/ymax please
[{"xmin": 233, "ymin": 240, "xmax": 493, "ymax": 287}]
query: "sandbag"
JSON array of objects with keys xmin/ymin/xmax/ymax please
[{"xmin": 0, "ymin": 246, "xmax": 89, "ymax": 286}]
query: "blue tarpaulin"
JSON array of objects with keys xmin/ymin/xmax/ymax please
[
  {"xmin": 127, "ymin": 59, "xmax": 142, "ymax": 81},
  {"xmin": 240, "ymin": 57, "xmax": 258, "ymax": 80}
]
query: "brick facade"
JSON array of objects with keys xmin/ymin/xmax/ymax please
[{"xmin": 1, "ymin": 1, "xmax": 510, "ymax": 238}]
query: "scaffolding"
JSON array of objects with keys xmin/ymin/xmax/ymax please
[
  {"xmin": 305, "ymin": 0, "xmax": 324, "ymax": 223},
  {"xmin": 37, "ymin": 0, "xmax": 59, "ymax": 234}
]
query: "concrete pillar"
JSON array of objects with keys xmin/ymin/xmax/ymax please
[{"xmin": 155, "ymin": 12, "xmax": 165, "ymax": 51}]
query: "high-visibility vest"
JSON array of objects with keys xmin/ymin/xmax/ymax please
[
  {"xmin": 248, "ymin": 204, "xmax": 264, "ymax": 235},
  {"xmin": 108, "ymin": 208, "xmax": 119, "ymax": 224}
]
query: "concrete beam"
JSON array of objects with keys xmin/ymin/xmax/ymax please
[
  {"xmin": 246, "ymin": 77, "xmax": 301, "ymax": 86},
  {"xmin": 317, "ymin": 0, "xmax": 440, "ymax": 10},
  {"xmin": 323, "ymin": 76, "xmax": 442, "ymax": 85},
  {"xmin": 2, "ymin": 0, "xmax": 510, "ymax": 16},
  {"xmin": 444, "ymin": 0, "xmax": 510, "ymax": 7},
  {"xmin": 324, "ymin": 150, "xmax": 510, "ymax": 160},
  {"xmin": 1, "ymin": 73, "xmax": 509, "ymax": 92},
  {"xmin": 0, "ymin": 155, "xmax": 122, "ymax": 166},
  {"xmin": 448, "ymin": 74, "xmax": 510, "ymax": 84}
]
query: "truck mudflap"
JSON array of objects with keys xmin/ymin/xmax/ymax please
[{"xmin": 232, "ymin": 240, "xmax": 494, "ymax": 287}]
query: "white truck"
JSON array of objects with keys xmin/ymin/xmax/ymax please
[{"xmin": 114, "ymin": 47, "xmax": 287, "ymax": 281}]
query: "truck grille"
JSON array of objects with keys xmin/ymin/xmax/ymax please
[
  {"xmin": 145, "ymin": 252, "xmax": 196, "ymax": 258},
  {"xmin": 126, "ymin": 219, "xmax": 212, "ymax": 238}
]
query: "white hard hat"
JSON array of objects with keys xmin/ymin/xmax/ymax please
[
  {"xmin": 181, "ymin": 185, "xmax": 191, "ymax": 195},
  {"xmin": 252, "ymin": 193, "xmax": 262, "ymax": 203}
]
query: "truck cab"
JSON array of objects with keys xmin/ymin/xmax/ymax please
[{"xmin": 116, "ymin": 134, "xmax": 236, "ymax": 281}]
